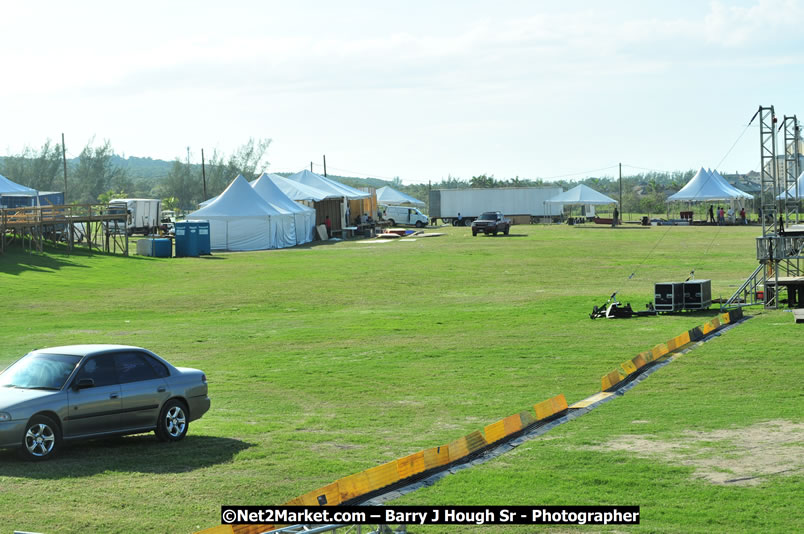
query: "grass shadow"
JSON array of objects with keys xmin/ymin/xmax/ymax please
[{"xmin": 0, "ymin": 434, "xmax": 253, "ymax": 478}]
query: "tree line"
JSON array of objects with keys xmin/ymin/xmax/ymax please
[
  {"xmin": 1, "ymin": 138, "xmax": 695, "ymax": 214},
  {"xmin": 0, "ymin": 138, "xmax": 271, "ymax": 210}
]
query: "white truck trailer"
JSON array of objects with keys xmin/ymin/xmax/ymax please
[
  {"xmin": 108, "ymin": 198, "xmax": 162, "ymax": 235},
  {"xmin": 429, "ymin": 187, "xmax": 564, "ymax": 226}
]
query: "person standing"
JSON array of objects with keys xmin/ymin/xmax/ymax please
[
  {"xmin": 324, "ymin": 215, "xmax": 332, "ymax": 238},
  {"xmin": 708, "ymin": 205, "xmax": 715, "ymax": 224},
  {"xmin": 740, "ymin": 207, "xmax": 747, "ymax": 225},
  {"xmin": 612, "ymin": 206, "xmax": 619, "ymax": 227}
]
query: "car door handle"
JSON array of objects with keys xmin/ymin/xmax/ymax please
[
  {"xmin": 109, "ymin": 393, "xmax": 119, "ymax": 399},
  {"xmin": 157, "ymin": 386, "xmax": 166, "ymax": 392}
]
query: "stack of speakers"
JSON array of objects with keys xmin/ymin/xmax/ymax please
[{"xmin": 655, "ymin": 280, "xmax": 711, "ymax": 312}]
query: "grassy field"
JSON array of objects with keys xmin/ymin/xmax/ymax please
[{"xmin": 0, "ymin": 223, "xmax": 801, "ymax": 533}]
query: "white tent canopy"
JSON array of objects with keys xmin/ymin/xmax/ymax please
[
  {"xmin": 267, "ymin": 173, "xmax": 339, "ymax": 202},
  {"xmin": 188, "ymin": 174, "xmax": 285, "ymax": 251},
  {"xmin": 376, "ymin": 186, "xmax": 424, "ymax": 206},
  {"xmin": 668, "ymin": 168, "xmax": 752, "ymax": 201},
  {"xmin": 545, "ymin": 184, "xmax": 617, "ymax": 205},
  {"xmin": 288, "ymin": 170, "xmax": 370, "ymax": 199},
  {"xmin": 251, "ymin": 173, "xmax": 316, "ymax": 245},
  {"xmin": 777, "ymin": 170, "xmax": 804, "ymax": 200}
]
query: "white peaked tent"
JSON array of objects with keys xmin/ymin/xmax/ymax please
[
  {"xmin": 251, "ymin": 173, "xmax": 316, "ymax": 245},
  {"xmin": 545, "ymin": 184, "xmax": 617, "ymax": 205},
  {"xmin": 376, "ymin": 186, "xmax": 424, "ymax": 206},
  {"xmin": 267, "ymin": 174, "xmax": 339, "ymax": 201},
  {"xmin": 289, "ymin": 170, "xmax": 370, "ymax": 199},
  {"xmin": 668, "ymin": 168, "xmax": 752, "ymax": 201},
  {"xmin": 188, "ymin": 175, "xmax": 283, "ymax": 251},
  {"xmin": 777, "ymin": 170, "xmax": 804, "ymax": 199}
]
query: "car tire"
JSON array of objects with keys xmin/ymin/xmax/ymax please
[
  {"xmin": 472, "ymin": 230, "xmax": 477, "ymax": 236},
  {"xmin": 415, "ymin": 221, "xmax": 424, "ymax": 228},
  {"xmin": 19, "ymin": 414, "xmax": 60, "ymax": 461},
  {"xmin": 463, "ymin": 219, "xmax": 472, "ymax": 227},
  {"xmin": 155, "ymin": 399, "xmax": 189, "ymax": 442},
  {"xmin": 388, "ymin": 219, "xmax": 395, "ymax": 226},
  {"xmin": 504, "ymin": 226, "xmax": 509, "ymax": 235},
  {"xmin": 492, "ymin": 230, "xmax": 498, "ymax": 236}
]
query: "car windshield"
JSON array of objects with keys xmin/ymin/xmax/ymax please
[
  {"xmin": 480, "ymin": 212, "xmax": 498, "ymax": 219},
  {"xmin": 0, "ymin": 353, "xmax": 82, "ymax": 390}
]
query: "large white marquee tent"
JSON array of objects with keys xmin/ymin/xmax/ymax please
[
  {"xmin": 251, "ymin": 173, "xmax": 316, "ymax": 246},
  {"xmin": 376, "ymin": 186, "xmax": 424, "ymax": 206},
  {"xmin": 289, "ymin": 170, "xmax": 370, "ymax": 200},
  {"xmin": 668, "ymin": 168, "xmax": 752, "ymax": 201},
  {"xmin": 777, "ymin": 170, "xmax": 804, "ymax": 200},
  {"xmin": 267, "ymin": 174, "xmax": 339, "ymax": 202},
  {"xmin": 188, "ymin": 175, "xmax": 287, "ymax": 251},
  {"xmin": 545, "ymin": 184, "xmax": 617, "ymax": 205}
]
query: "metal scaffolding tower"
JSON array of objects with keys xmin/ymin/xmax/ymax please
[
  {"xmin": 724, "ymin": 106, "xmax": 804, "ymax": 310},
  {"xmin": 781, "ymin": 115, "xmax": 801, "ymax": 223},
  {"xmin": 758, "ymin": 106, "xmax": 779, "ymax": 235}
]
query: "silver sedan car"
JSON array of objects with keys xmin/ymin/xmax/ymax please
[{"xmin": 0, "ymin": 345, "xmax": 210, "ymax": 461}]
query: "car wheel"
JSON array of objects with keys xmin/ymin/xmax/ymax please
[
  {"xmin": 492, "ymin": 230, "xmax": 498, "ymax": 236},
  {"xmin": 415, "ymin": 221, "xmax": 424, "ymax": 228},
  {"xmin": 463, "ymin": 219, "xmax": 472, "ymax": 227},
  {"xmin": 20, "ymin": 415, "xmax": 60, "ymax": 461},
  {"xmin": 504, "ymin": 226, "xmax": 509, "ymax": 235},
  {"xmin": 155, "ymin": 399, "xmax": 189, "ymax": 442},
  {"xmin": 388, "ymin": 219, "xmax": 395, "ymax": 226},
  {"xmin": 472, "ymin": 230, "xmax": 477, "ymax": 236}
]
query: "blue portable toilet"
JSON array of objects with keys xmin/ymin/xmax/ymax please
[
  {"xmin": 174, "ymin": 222, "xmax": 197, "ymax": 257},
  {"xmin": 194, "ymin": 221, "xmax": 211, "ymax": 255},
  {"xmin": 186, "ymin": 223, "xmax": 199, "ymax": 256}
]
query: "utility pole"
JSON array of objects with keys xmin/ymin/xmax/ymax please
[
  {"xmin": 323, "ymin": 155, "xmax": 327, "ymax": 177},
  {"xmin": 310, "ymin": 161, "xmax": 313, "ymax": 172},
  {"xmin": 201, "ymin": 148, "xmax": 207, "ymax": 200},
  {"xmin": 61, "ymin": 133, "xmax": 68, "ymax": 203}
]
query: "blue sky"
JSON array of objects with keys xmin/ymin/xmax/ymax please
[{"xmin": 2, "ymin": 1, "xmax": 803, "ymax": 183}]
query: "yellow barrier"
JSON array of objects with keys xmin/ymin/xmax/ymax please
[
  {"xmin": 483, "ymin": 413, "xmax": 525, "ymax": 444},
  {"xmin": 448, "ymin": 431, "xmax": 487, "ymax": 462},
  {"xmin": 533, "ymin": 394, "xmax": 568, "ymax": 420},
  {"xmin": 600, "ymin": 370, "xmax": 624, "ymax": 391},
  {"xmin": 423, "ymin": 445, "xmax": 451, "ymax": 470},
  {"xmin": 396, "ymin": 450, "xmax": 425, "ymax": 480},
  {"xmin": 296, "ymin": 481, "xmax": 341, "ymax": 506}
]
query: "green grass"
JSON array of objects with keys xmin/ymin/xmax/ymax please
[{"xmin": 0, "ymin": 224, "xmax": 800, "ymax": 533}]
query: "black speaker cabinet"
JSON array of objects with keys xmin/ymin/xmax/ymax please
[
  {"xmin": 655, "ymin": 282, "xmax": 685, "ymax": 312},
  {"xmin": 683, "ymin": 279, "xmax": 712, "ymax": 310}
]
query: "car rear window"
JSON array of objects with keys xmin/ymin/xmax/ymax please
[{"xmin": 115, "ymin": 352, "xmax": 160, "ymax": 383}]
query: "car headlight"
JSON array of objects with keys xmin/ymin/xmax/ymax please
[{"xmin": 0, "ymin": 412, "xmax": 11, "ymax": 422}]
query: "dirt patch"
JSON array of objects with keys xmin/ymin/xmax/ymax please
[{"xmin": 584, "ymin": 420, "xmax": 803, "ymax": 486}]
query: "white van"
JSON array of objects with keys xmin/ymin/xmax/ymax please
[{"xmin": 383, "ymin": 205, "xmax": 429, "ymax": 228}]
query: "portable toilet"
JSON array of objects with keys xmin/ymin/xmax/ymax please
[
  {"xmin": 189, "ymin": 220, "xmax": 211, "ymax": 255},
  {"xmin": 174, "ymin": 222, "xmax": 199, "ymax": 257}
]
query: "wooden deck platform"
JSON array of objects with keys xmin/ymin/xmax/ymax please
[{"xmin": 1, "ymin": 204, "xmax": 129, "ymax": 255}]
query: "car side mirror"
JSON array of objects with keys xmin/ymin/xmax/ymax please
[{"xmin": 73, "ymin": 378, "xmax": 95, "ymax": 390}]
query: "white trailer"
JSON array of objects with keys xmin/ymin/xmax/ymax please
[
  {"xmin": 429, "ymin": 187, "xmax": 564, "ymax": 226},
  {"xmin": 108, "ymin": 198, "xmax": 162, "ymax": 235}
]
